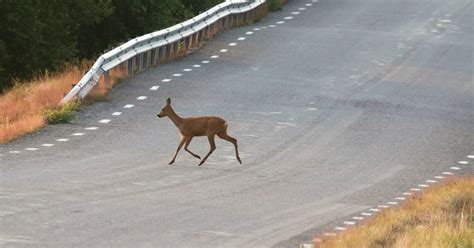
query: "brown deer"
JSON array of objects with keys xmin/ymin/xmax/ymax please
[{"xmin": 157, "ymin": 97, "xmax": 242, "ymax": 166}]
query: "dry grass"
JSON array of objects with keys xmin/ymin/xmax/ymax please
[
  {"xmin": 316, "ymin": 176, "xmax": 474, "ymax": 248},
  {"xmin": 0, "ymin": 64, "xmax": 124, "ymax": 144}
]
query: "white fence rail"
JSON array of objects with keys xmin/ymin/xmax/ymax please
[{"xmin": 60, "ymin": 0, "xmax": 267, "ymax": 104}]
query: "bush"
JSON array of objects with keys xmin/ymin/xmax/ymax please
[{"xmin": 45, "ymin": 101, "xmax": 80, "ymax": 124}]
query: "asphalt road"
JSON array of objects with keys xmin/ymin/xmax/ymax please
[{"xmin": 1, "ymin": 0, "xmax": 473, "ymax": 247}]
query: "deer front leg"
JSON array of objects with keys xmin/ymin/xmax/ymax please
[
  {"xmin": 169, "ymin": 137, "xmax": 186, "ymax": 165},
  {"xmin": 198, "ymin": 134, "xmax": 216, "ymax": 166},
  {"xmin": 184, "ymin": 136, "xmax": 201, "ymax": 160}
]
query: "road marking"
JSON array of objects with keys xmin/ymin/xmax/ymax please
[
  {"xmin": 193, "ymin": 64, "xmax": 201, "ymax": 68},
  {"xmin": 124, "ymin": 104, "xmax": 135, "ymax": 108},
  {"xmin": 243, "ymin": 134, "xmax": 259, "ymax": 138},
  {"xmin": 395, "ymin": 197, "xmax": 406, "ymax": 201},
  {"xmin": 306, "ymin": 107, "xmax": 318, "ymax": 111},
  {"xmin": 246, "ymin": 31, "xmax": 253, "ymax": 35},
  {"xmin": 442, "ymin": 171, "xmax": 454, "ymax": 175},
  {"xmin": 72, "ymin": 133, "xmax": 85, "ymax": 136},
  {"xmin": 150, "ymin": 86, "xmax": 160, "ymax": 90},
  {"xmin": 202, "ymin": 60, "xmax": 210, "ymax": 64},
  {"xmin": 99, "ymin": 119, "xmax": 111, "ymax": 124},
  {"xmin": 210, "ymin": 55, "xmax": 219, "ymax": 59},
  {"xmin": 162, "ymin": 78, "xmax": 171, "ymax": 82},
  {"xmin": 284, "ymin": 16, "xmax": 294, "ymax": 20},
  {"xmin": 183, "ymin": 68, "xmax": 192, "ymax": 72},
  {"xmin": 361, "ymin": 212, "xmax": 372, "ymax": 216},
  {"xmin": 334, "ymin": 226, "xmax": 347, "ymax": 231},
  {"xmin": 426, "ymin": 180, "xmax": 438, "ymax": 183},
  {"xmin": 9, "ymin": 151, "xmax": 21, "ymax": 154},
  {"xmin": 344, "ymin": 221, "xmax": 356, "ymax": 225},
  {"xmin": 403, "ymin": 192, "xmax": 412, "ymax": 196},
  {"xmin": 291, "ymin": 11, "xmax": 300, "ymax": 15},
  {"xmin": 112, "ymin": 112, "xmax": 122, "ymax": 116},
  {"xmin": 418, "ymin": 184, "xmax": 429, "ymax": 188},
  {"xmin": 410, "ymin": 188, "xmax": 421, "ymax": 191},
  {"xmin": 56, "ymin": 138, "xmax": 69, "ymax": 142},
  {"xmin": 324, "ymin": 232, "xmax": 336, "ymax": 237},
  {"xmin": 352, "ymin": 216, "xmax": 364, "ymax": 220},
  {"xmin": 253, "ymin": 28, "xmax": 260, "ymax": 31},
  {"xmin": 137, "ymin": 96, "xmax": 147, "ymax": 100},
  {"xmin": 369, "ymin": 208, "xmax": 380, "ymax": 212},
  {"xmin": 388, "ymin": 201, "xmax": 398, "ymax": 205},
  {"xmin": 467, "ymin": 155, "xmax": 474, "ymax": 159},
  {"xmin": 25, "ymin": 148, "xmax": 39, "ymax": 151},
  {"xmin": 269, "ymin": 24, "xmax": 276, "ymax": 28},
  {"xmin": 85, "ymin": 127, "xmax": 99, "ymax": 130},
  {"xmin": 306, "ymin": 3, "xmax": 313, "ymax": 6},
  {"xmin": 458, "ymin": 161, "xmax": 469, "ymax": 165},
  {"xmin": 220, "ymin": 49, "xmax": 228, "ymax": 53},
  {"xmin": 173, "ymin": 73, "xmax": 182, "ymax": 77},
  {"xmin": 298, "ymin": 7, "xmax": 306, "ymax": 10},
  {"xmin": 42, "ymin": 144, "xmax": 55, "ymax": 147},
  {"xmin": 229, "ymin": 43, "xmax": 237, "ymax": 46},
  {"xmin": 378, "ymin": 205, "xmax": 389, "ymax": 208},
  {"xmin": 434, "ymin": 176, "xmax": 444, "ymax": 179},
  {"xmin": 450, "ymin": 166, "xmax": 461, "ymax": 170},
  {"xmin": 276, "ymin": 21, "xmax": 285, "ymax": 24},
  {"xmin": 237, "ymin": 37, "xmax": 246, "ymax": 41}
]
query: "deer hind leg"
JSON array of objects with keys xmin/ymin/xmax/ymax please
[
  {"xmin": 199, "ymin": 134, "xmax": 216, "ymax": 166},
  {"xmin": 184, "ymin": 136, "xmax": 201, "ymax": 160},
  {"xmin": 217, "ymin": 132, "xmax": 242, "ymax": 164},
  {"xmin": 169, "ymin": 136, "xmax": 186, "ymax": 165}
]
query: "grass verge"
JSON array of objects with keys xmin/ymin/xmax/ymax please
[
  {"xmin": 315, "ymin": 176, "xmax": 474, "ymax": 248},
  {"xmin": 0, "ymin": 64, "xmax": 122, "ymax": 144}
]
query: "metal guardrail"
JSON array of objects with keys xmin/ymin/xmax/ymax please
[{"xmin": 60, "ymin": 0, "xmax": 267, "ymax": 104}]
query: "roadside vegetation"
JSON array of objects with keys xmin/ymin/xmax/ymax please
[{"xmin": 316, "ymin": 176, "xmax": 474, "ymax": 248}]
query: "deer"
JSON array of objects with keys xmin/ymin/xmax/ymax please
[{"xmin": 157, "ymin": 97, "xmax": 242, "ymax": 166}]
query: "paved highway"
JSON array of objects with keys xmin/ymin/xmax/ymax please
[{"xmin": 1, "ymin": 0, "xmax": 473, "ymax": 247}]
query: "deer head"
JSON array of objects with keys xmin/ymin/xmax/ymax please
[{"xmin": 157, "ymin": 97, "xmax": 172, "ymax": 118}]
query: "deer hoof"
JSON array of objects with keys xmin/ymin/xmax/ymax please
[
  {"xmin": 169, "ymin": 161, "xmax": 174, "ymax": 165},
  {"xmin": 195, "ymin": 155, "xmax": 201, "ymax": 159},
  {"xmin": 237, "ymin": 157, "xmax": 242, "ymax": 164},
  {"xmin": 198, "ymin": 162, "xmax": 204, "ymax": 166}
]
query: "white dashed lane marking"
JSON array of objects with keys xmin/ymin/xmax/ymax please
[
  {"xmin": 173, "ymin": 73, "xmax": 182, "ymax": 77},
  {"xmin": 162, "ymin": 79, "xmax": 171, "ymax": 82},
  {"xmin": 434, "ymin": 176, "xmax": 444, "ymax": 179},
  {"xmin": 124, "ymin": 104, "xmax": 135, "ymax": 109},
  {"xmin": 352, "ymin": 216, "xmax": 364, "ymax": 220},
  {"xmin": 298, "ymin": 7, "xmax": 306, "ymax": 10},
  {"xmin": 246, "ymin": 31, "xmax": 253, "ymax": 35},
  {"xmin": 378, "ymin": 205, "xmax": 389, "ymax": 208},
  {"xmin": 253, "ymin": 28, "xmax": 260, "ymax": 31},
  {"xmin": 418, "ymin": 184, "xmax": 429, "ymax": 188},
  {"xmin": 85, "ymin": 127, "xmax": 98, "ymax": 130},
  {"xmin": 361, "ymin": 212, "xmax": 372, "ymax": 216},
  {"xmin": 467, "ymin": 155, "xmax": 474, "ymax": 159},
  {"xmin": 229, "ymin": 43, "xmax": 237, "ymax": 46},
  {"xmin": 9, "ymin": 151, "xmax": 21, "ymax": 154},
  {"xmin": 458, "ymin": 161, "xmax": 469, "ymax": 164},
  {"xmin": 25, "ymin": 148, "xmax": 39, "ymax": 151},
  {"xmin": 137, "ymin": 96, "xmax": 147, "ymax": 100},
  {"xmin": 150, "ymin": 86, "xmax": 160, "ymax": 91},
  {"xmin": 112, "ymin": 112, "xmax": 122, "ymax": 116},
  {"xmin": 306, "ymin": 3, "xmax": 313, "ymax": 6},
  {"xmin": 369, "ymin": 208, "xmax": 380, "ymax": 212},
  {"xmin": 284, "ymin": 16, "xmax": 294, "ymax": 20},
  {"xmin": 395, "ymin": 197, "xmax": 406, "ymax": 201},
  {"xmin": 291, "ymin": 11, "xmax": 300, "ymax": 15},
  {"xmin": 99, "ymin": 119, "xmax": 111, "ymax": 124},
  {"xmin": 237, "ymin": 37, "xmax": 246, "ymax": 41},
  {"xmin": 276, "ymin": 21, "xmax": 285, "ymax": 24},
  {"xmin": 183, "ymin": 68, "xmax": 192, "ymax": 72},
  {"xmin": 344, "ymin": 221, "xmax": 356, "ymax": 225},
  {"xmin": 334, "ymin": 227, "xmax": 347, "ymax": 231},
  {"xmin": 388, "ymin": 201, "xmax": 398, "ymax": 205},
  {"xmin": 442, "ymin": 171, "xmax": 454, "ymax": 175},
  {"xmin": 426, "ymin": 180, "xmax": 438, "ymax": 183},
  {"xmin": 450, "ymin": 166, "xmax": 461, "ymax": 170},
  {"xmin": 403, "ymin": 192, "xmax": 412, "ymax": 196},
  {"xmin": 220, "ymin": 49, "xmax": 228, "ymax": 53},
  {"xmin": 41, "ymin": 144, "xmax": 55, "ymax": 147},
  {"xmin": 202, "ymin": 60, "xmax": 210, "ymax": 64},
  {"xmin": 72, "ymin": 133, "xmax": 85, "ymax": 136},
  {"xmin": 56, "ymin": 138, "xmax": 69, "ymax": 142},
  {"xmin": 193, "ymin": 64, "xmax": 201, "ymax": 68}
]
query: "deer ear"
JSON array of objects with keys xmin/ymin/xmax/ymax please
[{"xmin": 166, "ymin": 97, "xmax": 171, "ymax": 105}]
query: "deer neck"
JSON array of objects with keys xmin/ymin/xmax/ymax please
[{"xmin": 167, "ymin": 108, "xmax": 184, "ymax": 128}]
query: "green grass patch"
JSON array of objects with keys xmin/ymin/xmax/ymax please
[
  {"xmin": 45, "ymin": 101, "xmax": 80, "ymax": 124},
  {"xmin": 268, "ymin": 0, "xmax": 283, "ymax": 12}
]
